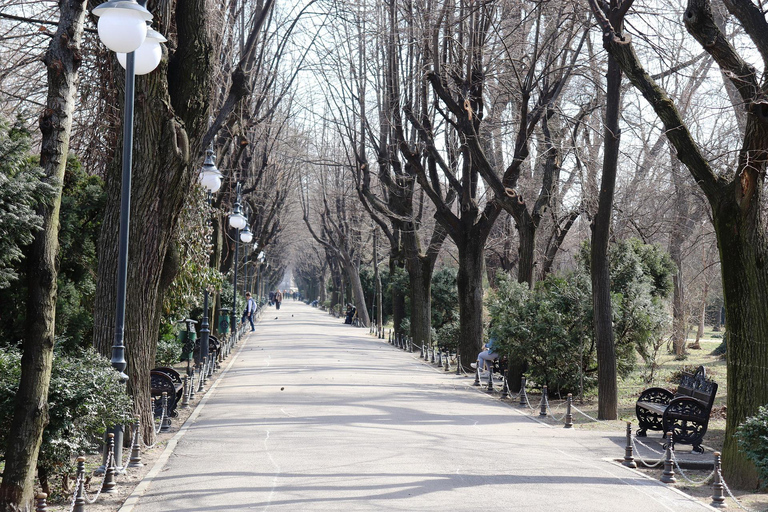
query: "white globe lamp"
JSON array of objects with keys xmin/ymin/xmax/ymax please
[
  {"xmin": 93, "ymin": 0, "xmax": 153, "ymax": 54},
  {"xmin": 229, "ymin": 204, "xmax": 247, "ymax": 230},
  {"xmin": 199, "ymin": 149, "xmax": 222, "ymax": 193},
  {"xmin": 117, "ymin": 27, "xmax": 166, "ymax": 75},
  {"xmin": 240, "ymin": 226, "xmax": 253, "ymax": 244}
]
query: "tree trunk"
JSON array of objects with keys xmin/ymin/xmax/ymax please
[
  {"xmin": 669, "ymin": 158, "xmax": 690, "ymax": 359},
  {"xmin": 318, "ymin": 263, "xmax": 327, "ymax": 303},
  {"xmin": 390, "ymin": 256, "xmax": 406, "ymax": 336},
  {"xmin": 517, "ymin": 216, "xmax": 536, "ymax": 288},
  {"xmin": 0, "ymin": 1, "xmax": 86, "ymax": 509},
  {"xmin": 93, "ymin": 0, "xmax": 215, "ymax": 443},
  {"xmin": 691, "ymin": 281, "xmax": 707, "ymax": 350},
  {"xmin": 342, "ymin": 260, "xmax": 370, "ymax": 327},
  {"xmin": 714, "ymin": 199, "xmax": 768, "ymax": 488},
  {"xmin": 406, "ymin": 254, "xmax": 433, "ymax": 348},
  {"xmin": 671, "ymin": 268, "xmax": 687, "ymax": 358},
  {"xmin": 590, "ymin": 52, "xmax": 621, "ymax": 421},
  {"xmin": 373, "ymin": 230, "xmax": 383, "ymax": 333},
  {"xmin": 456, "ymin": 234, "xmax": 486, "ymax": 371}
]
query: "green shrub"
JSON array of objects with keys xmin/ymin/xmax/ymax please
[
  {"xmin": 735, "ymin": 405, "xmax": 768, "ymax": 487},
  {"xmin": 155, "ymin": 335, "xmax": 181, "ymax": 367},
  {"xmin": 0, "ymin": 348, "xmax": 132, "ymax": 487},
  {"xmin": 431, "ymin": 267, "xmax": 458, "ymax": 330},
  {"xmin": 488, "ymin": 272, "xmax": 595, "ymax": 395},
  {"xmin": 435, "ymin": 320, "xmax": 459, "ymax": 351}
]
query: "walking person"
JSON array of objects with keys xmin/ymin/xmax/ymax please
[
  {"xmin": 274, "ymin": 289, "xmax": 283, "ymax": 311},
  {"xmin": 242, "ymin": 292, "xmax": 256, "ymax": 332}
]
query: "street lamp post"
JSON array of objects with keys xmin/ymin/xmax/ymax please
[
  {"xmin": 228, "ymin": 185, "xmax": 247, "ymax": 348},
  {"xmin": 256, "ymin": 251, "xmax": 265, "ymax": 303},
  {"xmin": 198, "ymin": 148, "xmax": 222, "ymax": 374},
  {"xmin": 240, "ymin": 226, "xmax": 254, "ymax": 296},
  {"xmin": 91, "ymin": 0, "xmax": 165, "ymax": 473}
]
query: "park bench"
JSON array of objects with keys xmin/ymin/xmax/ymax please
[
  {"xmin": 635, "ymin": 365, "xmax": 717, "ymax": 453},
  {"xmin": 151, "ymin": 367, "xmax": 183, "ymax": 418},
  {"xmin": 208, "ymin": 334, "xmax": 221, "ymax": 361}
]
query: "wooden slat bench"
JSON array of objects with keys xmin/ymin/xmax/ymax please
[{"xmin": 635, "ymin": 365, "xmax": 717, "ymax": 453}]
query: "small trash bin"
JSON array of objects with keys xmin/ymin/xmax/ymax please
[{"xmin": 178, "ymin": 319, "xmax": 197, "ymax": 362}]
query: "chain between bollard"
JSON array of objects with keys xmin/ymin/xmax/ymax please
[
  {"xmin": 152, "ymin": 398, "xmax": 165, "ymax": 436},
  {"xmin": 545, "ymin": 403, "xmax": 568, "ymax": 422},
  {"xmin": 721, "ymin": 472, "xmax": 757, "ymax": 511},
  {"xmin": 668, "ymin": 449, "xmax": 715, "ymax": 486},
  {"xmin": 83, "ymin": 440, "xmax": 114, "ymax": 504},
  {"xmin": 569, "ymin": 404, "xmax": 610, "ymax": 423},
  {"xmin": 68, "ymin": 460, "xmax": 84, "ymax": 512},
  {"xmin": 632, "ymin": 436, "xmax": 665, "ymax": 456},
  {"xmin": 628, "ymin": 436, "xmax": 665, "ymax": 468}
]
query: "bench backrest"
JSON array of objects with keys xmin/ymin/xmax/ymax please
[{"xmin": 675, "ymin": 366, "xmax": 717, "ymax": 412}]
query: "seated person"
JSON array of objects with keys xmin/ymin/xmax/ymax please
[
  {"xmin": 471, "ymin": 338, "xmax": 499, "ymax": 373},
  {"xmin": 344, "ymin": 304, "xmax": 356, "ymax": 324}
]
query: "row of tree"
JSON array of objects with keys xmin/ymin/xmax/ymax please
[
  {"xmin": 289, "ymin": 0, "xmax": 765, "ymax": 489},
  {"xmin": 0, "ymin": 0, "xmax": 314, "ymax": 508},
  {"xmin": 1, "ymin": 0, "xmax": 767, "ymax": 505}
]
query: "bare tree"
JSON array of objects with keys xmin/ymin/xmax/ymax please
[{"xmin": 588, "ymin": 0, "xmax": 768, "ymax": 486}]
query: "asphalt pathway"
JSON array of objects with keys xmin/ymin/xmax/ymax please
[{"xmin": 122, "ymin": 301, "xmax": 714, "ymax": 511}]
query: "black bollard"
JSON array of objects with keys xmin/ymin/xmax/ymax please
[
  {"xmin": 103, "ymin": 433, "xmax": 118, "ymax": 493},
  {"xmin": 189, "ymin": 368, "xmax": 196, "ymax": 400},
  {"xmin": 660, "ymin": 432, "xmax": 676, "ymax": 484},
  {"xmin": 127, "ymin": 418, "xmax": 144, "ymax": 468},
  {"xmin": 409, "ymin": 337, "xmax": 413, "ymax": 353},
  {"xmin": 500, "ymin": 370, "xmax": 510, "ymax": 399},
  {"xmin": 486, "ymin": 367, "xmax": 494, "ymax": 393},
  {"xmin": 473, "ymin": 366, "xmax": 481, "ymax": 386},
  {"xmin": 436, "ymin": 350, "xmax": 443, "ymax": 368},
  {"xmin": 539, "ymin": 385, "xmax": 549, "ymax": 416},
  {"xmin": 160, "ymin": 392, "xmax": 172, "ymax": 432},
  {"xmin": 197, "ymin": 363, "xmax": 205, "ymax": 392},
  {"xmin": 430, "ymin": 346, "xmax": 435, "ymax": 364},
  {"xmin": 35, "ymin": 493, "xmax": 48, "ymax": 512},
  {"xmin": 73, "ymin": 456, "xmax": 86, "ymax": 512},
  {"xmin": 420, "ymin": 343, "xmax": 424, "ymax": 358},
  {"xmin": 621, "ymin": 422, "xmax": 636, "ymax": 467},
  {"xmin": 710, "ymin": 452, "xmax": 726, "ymax": 508},
  {"xmin": 181, "ymin": 376, "xmax": 190, "ymax": 408},
  {"xmin": 564, "ymin": 394, "xmax": 574, "ymax": 429},
  {"xmin": 456, "ymin": 354, "xmax": 462, "ymax": 375},
  {"xmin": 519, "ymin": 377, "xmax": 528, "ymax": 407}
]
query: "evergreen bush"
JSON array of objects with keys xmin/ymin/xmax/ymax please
[
  {"xmin": 735, "ymin": 405, "xmax": 768, "ymax": 487},
  {"xmin": 0, "ymin": 348, "xmax": 132, "ymax": 489}
]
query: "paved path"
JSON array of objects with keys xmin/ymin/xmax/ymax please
[{"xmin": 123, "ymin": 301, "xmax": 714, "ymax": 511}]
